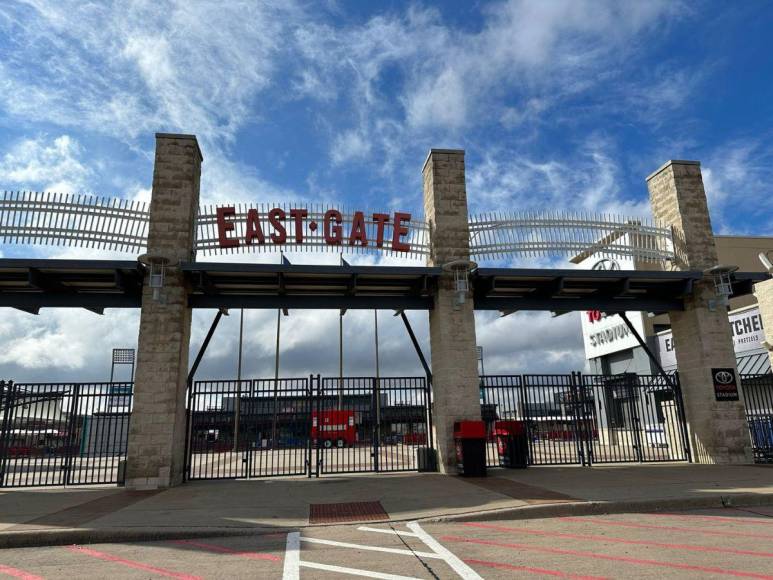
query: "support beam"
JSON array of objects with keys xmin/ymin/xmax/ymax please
[{"xmin": 399, "ymin": 311, "xmax": 432, "ymax": 382}]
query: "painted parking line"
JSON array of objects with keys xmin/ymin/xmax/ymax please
[
  {"xmin": 300, "ymin": 536, "xmax": 442, "ymax": 559},
  {"xmin": 441, "ymin": 535, "xmax": 773, "ymax": 580},
  {"xmin": 66, "ymin": 545, "xmax": 202, "ymax": 580},
  {"xmin": 406, "ymin": 522, "xmax": 483, "ymax": 580},
  {"xmin": 561, "ymin": 516, "xmax": 773, "ymax": 540},
  {"xmin": 463, "ymin": 521, "xmax": 773, "ymax": 558},
  {"xmin": 357, "ymin": 526, "xmax": 420, "ymax": 538},
  {"xmin": 0, "ymin": 564, "xmax": 44, "ymax": 580},
  {"xmin": 283, "ymin": 522, "xmax": 483, "ymax": 580},
  {"xmin": 463, "ymin": 558, "xmax": 609, "ymax": 580},
  {"xmin": 169, "ymin": 539, "xmax": 282, "ymax": 561}
]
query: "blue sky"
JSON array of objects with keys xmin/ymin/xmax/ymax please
[{"xmin": 0, "ymin": 0, "xmax": 772, "ymax": 382}]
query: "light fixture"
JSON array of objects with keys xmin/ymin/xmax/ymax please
[
  {"xmin": 442, "ymin": 259, "xmax": 477, "ymax": 309},
  {"xmin": 704, "ymin": 264, "xmax": 738, "ymax": 312}
]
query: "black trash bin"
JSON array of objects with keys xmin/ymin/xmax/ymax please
[
  {"xmin": 495, "ymin": 420, "xmax": 528, "ymax": 468},
  {"xmin": 453, "ymin": 420, "xmax": 487, "ymax": 477}
]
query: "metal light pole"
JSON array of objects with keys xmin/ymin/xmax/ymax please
[
  {"xmin": 270, "ymin": 307, "xmax": 281, "ymax": 447},
  {"xmin": 233, "ymin": 309, "xmax": 244, "ymax": 453},
  {"xmin": 338, "ymin": 253, "xmax": 345, "ymax": 410},
  {"xmin": 374, "ymin": 309, "xmax": 381, "ymax": 470}
]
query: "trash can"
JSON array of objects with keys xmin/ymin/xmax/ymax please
[
  {"xmin": 417, "ymin": 447, "xmax": 438, "ymax": 472},
  {"xmin": 453, "ymin": 420, "xmax": 487, "ymax": 477},
  {"xmin": 495, "ymin": 420, "xmax": 528, "ymax": 468}
]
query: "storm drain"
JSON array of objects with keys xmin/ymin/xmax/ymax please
[{"xmin": 309, "ymin": 501, "xmax": 389, "ymax": 524}]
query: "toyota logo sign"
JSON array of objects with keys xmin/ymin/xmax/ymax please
[{"xmin": 592, "ymin": 258, "xmax": 620, "ymax": 271}]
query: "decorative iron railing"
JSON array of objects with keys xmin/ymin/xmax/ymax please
[
  {"xmin": 468, "ymin": 211, "xmax": 673, "ymax": 263},
  {"xmin": 0, "ymin": 191, "xmax": 150, "ymax": 253},
  {"xmin": 1, "ymin": 191, "xmax": 675, "ymax": 264}
]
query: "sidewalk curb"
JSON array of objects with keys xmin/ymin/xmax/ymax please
[
  {"xmin": 1, "ymin": 493, "xmax": 771, "ymax": 549},
  {"xmin": 423, "ymin": 493, "xmax": 773, "ymax": 523}
]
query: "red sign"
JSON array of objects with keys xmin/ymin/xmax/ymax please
[{"xmin": 215, "ymin": 207, "xmax": 413, "ymax": 252}]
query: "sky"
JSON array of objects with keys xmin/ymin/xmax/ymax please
[{"xmin": 0, "ymin": 0, "xmax": 772, "ymax": 383}]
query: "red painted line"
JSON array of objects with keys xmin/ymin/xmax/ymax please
[
  {"xmin": 441, "ymin": 535, "xmax": 773, "ymax": 579},
  {"xmin": 644, "ymin": 512, "xmax": 773, "ymax": 526},
  {"xmin": 169, "ymin": 539, "xmax": 281, "ymax": 561},
  {"xmin": 464, "ymin": 558, "xmax": 609, "ymax": 579},
  {"xmin": 0, "ymin": 564, "xmax": 44, "ymax": 580},
  {"xmin": 66, "ymin": 545, "xmax": 202, "ymax": 580},
  {"xmin": 560, "ymin": 516, "xmax": 773, "ymax": 540},
  {"xmin": 463, "ymin": 522, "xmax": 773, "ymax": 558}
]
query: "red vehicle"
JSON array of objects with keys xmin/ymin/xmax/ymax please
[{"xmin": 312, "ymin": 410, "xmax": 356, "ymax": 448}]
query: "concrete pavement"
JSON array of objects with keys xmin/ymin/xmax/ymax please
[
  {"xmin": 1, "ymin": 464, "xmax": 773, "ymax": 548},
  {"xmin": 4, "ymin": 507, "xmax": 773, "ymax": 578}
]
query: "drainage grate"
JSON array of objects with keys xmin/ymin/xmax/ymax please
[{"xmin": 309, "ymin": 501, "xmax": 389, "ymax": 524}]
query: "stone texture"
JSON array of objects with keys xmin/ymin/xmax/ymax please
[
  {"xmin": 647, "ymin": 160, "xmax": 751, "ymax": 464},
  {"xmin": 125, "ymin": 134, "xmax": 202, "ymax": 489},
  {"xmin": 423, "ymin": 149, "xmax": 482, "ymax": 473},
  {"xmin": 753, "ymin": 278, "xmax": 773, "ymax": 370}
]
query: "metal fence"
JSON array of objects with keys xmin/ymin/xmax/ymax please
[
  {"xmin": 186, "ymin": 376, "xmax": 431, "ymax": 480},
  {"xmin": 481, "ymin": 372, "xmax": 690, "ymax": 467},
  {"xmin": 740, "ymin": 374, "xmax": 773, "ymax": 463},
  {"xmin": 0, "ymin": 380, "xmax": 133, "ymax": 487}
]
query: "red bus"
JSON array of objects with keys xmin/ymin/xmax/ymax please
[{"xmin": 312, "ymin": 410, "xmax": 356, "ymax": 448}]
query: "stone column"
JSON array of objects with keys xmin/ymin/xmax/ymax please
[
  {"xmin": 647, "ymin": 160, "xmax": 751, "ymax": 464},
  {"xmin": 753, "ymin": 278, "xmax": 773, "ymax": 369},
  {"xmin": 423, "ymin": 149, "xmax": 482, "ymax": 473},
  {"xmin": 126, "ymin": 134, "xmax": 202, "ymax": 489}
]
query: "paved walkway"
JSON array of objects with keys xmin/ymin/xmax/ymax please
[{"xmin": 1, "ymin": 463, "xmax": 772, "ymax": 547}]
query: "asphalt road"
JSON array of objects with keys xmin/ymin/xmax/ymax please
[{"xmin": 2, "ymin": 506, "xmax": 773, "ymax": 579}]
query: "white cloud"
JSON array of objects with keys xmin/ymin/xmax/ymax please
[
  {"xmin": 330, "ymin": 130, "xmax": 372, "ymax": 165},
  {"xmin": 0, "ymin": 135, "xmax": 91, "ymax": 193}
]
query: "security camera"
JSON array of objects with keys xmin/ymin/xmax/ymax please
[{"xmin": 760, "ymin": 251, "xmax": 773, "ymax": 274}]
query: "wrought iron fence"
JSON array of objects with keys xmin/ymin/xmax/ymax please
[
  {"xmin": 0, "ymin": 380, "xmax": 133, "ymax": 487},
  {"xmin": 740, "ymin": 374, "xmax": 773, "ymax": 463},
  {"xmin": 186, "ymin": 376, "xmax": 431, "ymax": 480},
  {"xmin": 480, "ymin": 372, "xmax": 690, "ymax": 467}
]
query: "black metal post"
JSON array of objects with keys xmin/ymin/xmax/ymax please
[
  {"xmin": 184, "ymin": 308, "xmax": 226, "ymax": 482},
  {"xmin": 0, "ymin": 381, "xmax": 15, "ymax": 487},
  {"xmin": 399, "ymin": 312, "xmax": 432, "ymax": 381},
  {"xmin": 619, "ymin": 312, "xmax": 692, "ymax": 463}
]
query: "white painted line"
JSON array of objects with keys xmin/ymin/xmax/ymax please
[
  {"xmin": 407, "ymin": 521, "xmax": 483, "ymax": 580},
  {"xmin": 300, "ymin": 536, "xmax": 441, "ymax": 559},
  {"xmin": 282, "ymin": 532, "xmax": 300, "ymax": 580},
  {"xmin": 358, "ymin": 526, "xmax": 420, "ymax": 538},
  {"xmin": 299, "ymin": 560, "xmax": 422, "ymax": 579}
]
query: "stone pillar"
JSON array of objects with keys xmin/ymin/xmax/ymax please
[
  {"xmin": 753, "ymin": 278, "xmax": 773, "ymax": 369},
  {"xmin": 423, "ymin": 149, "xmax": 482, "ymax": 473},
  {"xmin": 126, "ymin": 133, "xmax": 202, "ymax": 489},
  {"xmin": 647, "ymin": 160, "xmax": 751, "ymax": 464}
]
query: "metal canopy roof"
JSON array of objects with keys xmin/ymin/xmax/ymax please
[
  {"xmin": 0, "ymin": 259, "xmax": 144, "ymax": 314},
  {"xmin": 183, "ymin": 262, "xmax": 438, "ymax": 310},
  {"xmin": 473, "ymin": 268, "xmax": 767, "ymax": 313},
  {"xmin": 0, "ymin": 258, "xmax": 767, "ymax": 314}
]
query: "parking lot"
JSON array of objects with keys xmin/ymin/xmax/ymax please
[{"xmin": 3, "ymin": 506, "xmax": 773, "ymax": 579}]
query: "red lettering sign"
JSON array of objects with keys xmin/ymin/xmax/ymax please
[{"xmin": 215, "ymin": 206, "xmax": 413, "ymax": 253}]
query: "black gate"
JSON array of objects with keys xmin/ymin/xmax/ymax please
[
  {"xmin": 315, "ymin": 376, "xmax": 430, "ymax": 475},
  {"xmin": 740, "ymin": 374, "xmax": 773, "ymax": 463},
  {"xmin": 0, "ymin": 380, "xmax": 133, "ymax": 487},
  {"xmin": 481, "ymin": 373, "xmax": 690, "ymax": 467},
  {"xmin": 186, "ymin": 375, "xmax": 430, "ymax": 480}
]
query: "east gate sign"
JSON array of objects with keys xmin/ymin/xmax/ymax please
[{"xmin": 215, "ymin": 206, "xmax": 414, "ymax": 252}]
